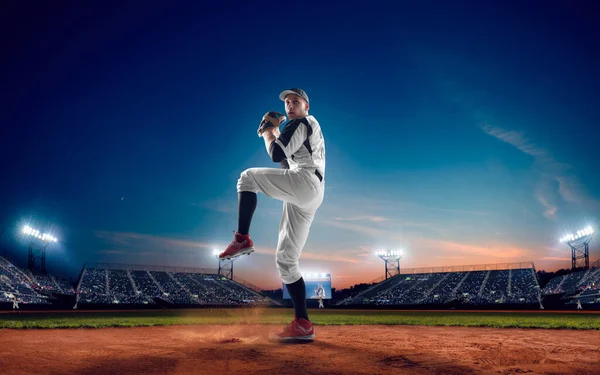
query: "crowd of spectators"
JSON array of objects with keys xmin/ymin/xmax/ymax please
[
  {"xmin": 76, "ymin": 267, "xmax": 271, "ymax": 306},
  {"xmin": 348, "ymin": 268, "xmax": 540, "ymax": 306},
  {"xmin": 541, "ymin": 267, "xmax": 600, "ymax": 295},
  {"xmin": 541, "ymin": 266, "xmax": 600, "ymax": 306},
  {"xmin": 506, "ymin": 269, "xmax": 539, "ymax": 304},
  {"xmin": 0, "ymin": 256, "xmax": 52, "ymax": 305}
]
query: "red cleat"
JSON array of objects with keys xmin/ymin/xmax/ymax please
[
  {"xmin": 271, "ymin": 318, "xmax": 315, "ymax": 342},
  {"xmin": 219, "ymin": 231, "xmax": 255, "ymax": 260}
]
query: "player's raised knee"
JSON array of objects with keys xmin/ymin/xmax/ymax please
[{"xmin": 237, "ymin": 168, "xmax": 257, "ymax": 192}]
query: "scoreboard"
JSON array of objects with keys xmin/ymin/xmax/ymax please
[{"xmin": 283, "ymin": 273, "xmax": 332, "ymax": 300}]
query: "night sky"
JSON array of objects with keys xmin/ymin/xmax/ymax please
[{"xmin": 1, "ymin": 1, "xmax": 599, "ymax": 289}]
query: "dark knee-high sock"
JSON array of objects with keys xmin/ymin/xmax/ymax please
[
  {"xmin": 237, "ymin": 192, "xmax": 257, "ymax": 235},
  {"xmin": 285, "ymin": 277, "xmax": 309, "ymax": 321}
]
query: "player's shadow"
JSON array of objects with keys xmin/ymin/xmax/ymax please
[{"xmin": 275, "ymin": 339, "xmax": 315, "ymax": 345}]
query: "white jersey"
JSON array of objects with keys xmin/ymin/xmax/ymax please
[
  {"xmin": 317, "ymin": 286, "xmax": 325, "ymax": 298},
  {"xmin": 274, "ymin": 115, "xmax": 326, "ymax": 179}
]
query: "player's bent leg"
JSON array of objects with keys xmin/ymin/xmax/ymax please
[
  {"xmin": 222, "ymin": 168, "xmax": 319, "ymax": 260},
  {"xmin": 221, "ymin": 167, "xmax": 289, "ymax": 260},
  {"xmin": 237, "ymin": 167, "xmax": 320, "ymax": 207}
]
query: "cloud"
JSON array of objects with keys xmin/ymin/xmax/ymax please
[
  {"xmin": 302, "ymin": 251, "xmax": 360, "ymax": 263},
  {"xmin": 320, "ymin": 195, "xmax": 489, "ymax": 241},
  {"xmin": 96, "ymin": 250, "xmax": 126, "ymax": 255},
  {"xmin": 322, "ymin": 217, "xmax": 532, "ymax": 263},
  {"xmin": 542, "ymin": 246, "xmax": 563, "ymax": 252},
  {"xmin": 540, "ymin": 256, "xmax": 571, "ymax": 261},
  {"xmin": 481, "ymin": 124, "xmax": 550, "ymax": 161},
  {"xmin": 555, "ymin": 176, "xmax": 587, "ymax": 204},
  {"xmin": 322, "ymin": 219, "xmax": 392, "ymax": 239},
  {"xmin": 413, "ymin": 236, "xmax": 528, "ymax": 259},
  {"xmin": 322, "ymin": 214, "xmax": 459, "ymax": 243},
  {"xmin": 434, "ymin": 208, "xmax": 489, "ymax": 216},
  {"xmin": 192, "ymin": 198, "xmax": 235, "ymax": 214},
  {"xmin": 535, "ymin": 193, "xmax": 558, "ymax": 220},
  {"xmin": 256, "ymin": 244, "xmax": 361, "ymax": 264},
  {"xmin": 481, "ymin": 123, "xmax": 591, "ymax": 219},
  {"xmin": 328, "ymin": 195, "xmax": 489, "ymax": 217},
  {"xmin": 334, "ymin": 216, "xmax": 388, "ymax": 222},
  {"xmin": 94, "ymin": 231, "xmax": 215, "ymax": 254}
]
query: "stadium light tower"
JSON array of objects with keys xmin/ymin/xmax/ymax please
[
  {"xmin": 22, "ymin": 225, "xmax": 58, "ymax": 273},
  {"xmin": 560, "ymin": 226, "xmax": 594, "ymax": 270},
  {"xmin": 213, "ymin": 249, "xmax": 235, "ymax": 281},
  {"xmin": 376, "ymin": 249, "xmax": 404, "ymax": 280}
]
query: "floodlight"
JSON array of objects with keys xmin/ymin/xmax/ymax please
[
  {"xmin": 23, "ymin": 225, "xmax": 57, "ymax": 243},
  {"xmin": 560, "ymin": 225, "xmax": 595, "ymax": 269},
  {"xmin": 560, "ymin": 226, "xmax": 595, "ymax": 243},
  {"xmin": 376, "ymin": 248, "xmax": 404, "ymax": 280},
  {"xmin": 23, "ymin": 224, "xmax": 59, "ymax": 273}
]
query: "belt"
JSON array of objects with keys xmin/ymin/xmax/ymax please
[{"xmin": 315, "ymin": 170, "xmax": 323, "ymax": 182}]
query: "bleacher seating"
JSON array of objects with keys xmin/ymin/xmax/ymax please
[
  {"xmin": 541, "ymin": 267, "xmax": 600, "ymax": 296},
  {"xmin": 75, "ymin": 265, "xmax": 272, "ymax": 306},
  {"xmin": 0, "ymin": 256, "xmax": 51, "ymax": 305},
  {"xmin": 540, "ymin": 266, "xmax": 600, "ymax": 306},
  {"xmin": 479, "ymin": 270, "xmax": 509, "ymax": 304},
  {"xmin": 341, "ymin": 268, "xmax": 540, "ymax": 306},
  {"xmin": 506, "ymin": 269, "xmax": 539, "ymax": 304}
]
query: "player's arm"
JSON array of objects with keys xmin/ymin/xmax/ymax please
[
  {"xmin": 262, "ymin": 129, "xmax": 287, "ymax": 168},
  {"xmin": 262, "ymin": 129, "xmax": 279, "ymax": 156},
  {"xmin": 258, "ymin": 111, "xmax": 287, "ymax": 164}
]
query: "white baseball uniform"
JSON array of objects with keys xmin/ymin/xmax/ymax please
[{"xmin": 237, "ymin": 115, "xmax": 325, "ymax": 284}]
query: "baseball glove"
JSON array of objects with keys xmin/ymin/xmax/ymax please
[{"xmin": 257, "ymin": 111, "xmax": 286, "ymax": 137}]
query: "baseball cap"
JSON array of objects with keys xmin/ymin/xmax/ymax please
[{"xmin": 279, "ymin": 88, "xmax": 309, "ymax": 104}]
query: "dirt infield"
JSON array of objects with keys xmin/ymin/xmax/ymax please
[{"xmin": 1, "ymin": 325, "xmax": 599, "ymax": 375}]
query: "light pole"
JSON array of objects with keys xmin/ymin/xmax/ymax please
[
  {"xmin": 22, "ymin": 225, "xmax": 58, "ymax": 273},
  {"xmin": 213, "ymin": 249, "xmax": 235, "ymax": 280},
  {"xmin": 560, "ymin": 226, "xmax": 595, "ymax": 270},
  {"xmin": 376, "ymin": 249, "xmax": 404, "ymax": 280}
]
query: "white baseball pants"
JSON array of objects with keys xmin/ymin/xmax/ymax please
[{"xmin": 237, "ymin": 167, "xmax": 324, "ymax": 284}]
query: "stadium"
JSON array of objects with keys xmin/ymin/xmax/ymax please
[
  {"xmin": 1, "ymin": 223, "xmax": 599, "ymax": 374},
  {"xmin": 3, "ymin": 1, "xmax": 600, "ymax": 374}
]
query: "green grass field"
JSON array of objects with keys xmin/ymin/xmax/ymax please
[{"xmin": 1, "ymin": 309, "xmax": 599, "ymax": 330}]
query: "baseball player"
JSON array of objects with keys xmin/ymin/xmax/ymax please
[
  {"xmin": 11, "ymin": 293, "xmax": 19, "ymax": 312},
  {"xmin": 219, "ymin": 88, "xmax": 325, "ymax": 342},
  {"xmin": 315, "ymin": 283, "xmax": 325, "ymax": 308}
]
